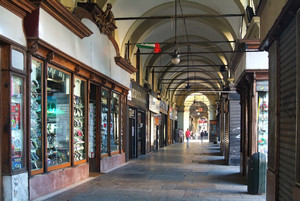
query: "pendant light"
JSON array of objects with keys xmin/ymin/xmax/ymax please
[{"xmin": 171, "ymin": 0, "xmax": 180, "ymax": 65}]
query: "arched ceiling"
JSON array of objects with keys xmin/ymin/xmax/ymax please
[{"xmin": 104, "ymin": 0, "xmax": 247, "ymax": 107}]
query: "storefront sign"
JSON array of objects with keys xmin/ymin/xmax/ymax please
[
  {"xmin": 149, "ymin": 95, "xmax": 160, "ymax": 113},
  {"xmin": 169, "ymin": 107, "xmax": 177, "ymax": 120},
  {"xmin": 160, "ymin": 100, "xmax": 168, "ymax": 114},
  {"xmin": 256, "ymin": 80, "xmax": 269, "ymax": 91}
]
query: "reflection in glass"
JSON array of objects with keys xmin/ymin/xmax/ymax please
[
  {"xmin": 101, "ymin": 89, "xmax": 109, "ymax": 155},
  {"xmin": 30, "ymin": 59, "xmax": 43, "ymax": 171},
  {"xmin": 11, "ymin": 76, "xmax": 24, "ymax": 170},
  {"xmin": 74, "ymin": 78, "xmax": 86, "ymax": 162},
  {"xmin": 47, "ymin": 66, "xmax": 71, "ymax": 167},
  {"xmin": 111, "ymin": 92, "xmax": 119, "ymax": 153}
]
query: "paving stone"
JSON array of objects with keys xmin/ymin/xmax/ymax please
[{"xmin": 38, "ymin": 141, "xmax": 266, "ymax": 201}]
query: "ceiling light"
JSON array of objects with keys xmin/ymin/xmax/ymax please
[{"xmin": 171, "ymin": 50, "xmax": 180, "ymax": 65}]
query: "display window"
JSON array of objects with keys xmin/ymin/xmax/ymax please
[
  {"xmin": 30, "ymin": 59, "xmax": 43, "ymax": 174},
  {"xmin": 11, "ymin": 75, "xmax": 25, "ymax": 171},
  {"xmin": 74, "ymin": 77, "xmax": 87, "ymax": 164},
  {"xmin": 46, "ymin": 65, "xmax": 71, "ymax": 170},
  {"xmin": 257, "ymin": 91, "xmax": 268, "ymax": 155},
  {"xmin": 101, "ymin": 88, "xmax": 109, "ymax": 156},
  {"xmin": 110, "ymin": 92, "xmax": 120, "ymax": 154}
]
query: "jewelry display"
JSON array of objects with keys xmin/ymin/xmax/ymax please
[{"xmin": 88, "ymin": 102, "xmax": 96, "ymax": 158}]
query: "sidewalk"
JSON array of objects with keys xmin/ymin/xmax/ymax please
[{"xmin": 39, "ymin": 141, "xmax": 266, "ymax": 201}]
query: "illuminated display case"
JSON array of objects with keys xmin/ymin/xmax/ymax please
[
  {"xmin": 110, "ymin": 92, "xmax": 120, "ymax": 153},
  {"xmin": 30, "ymin": 59, "xmax": 43, "ymax": 174},
  {"xmin": 101, "ymin": 89, "xmax": 109, "ymax": 155},
  {"xmin": 74, "ymin": 77, "xmax": 87, "ymax": 163},
  {"xmin": 257, "ymin": 81, "xmax": 268, "ymax": 155},
  {"xmin": 46, "ymin": 66, "xmax": 71, "ymax": 169}
]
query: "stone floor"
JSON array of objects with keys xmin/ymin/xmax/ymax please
[{"xmin": 37, "ymin": 141, "xmax": 266, "ymax": 201}]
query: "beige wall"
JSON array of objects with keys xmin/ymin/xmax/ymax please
[{"xmin": 260, "ymin": 0, "xmax": 288, "ymax": 42}]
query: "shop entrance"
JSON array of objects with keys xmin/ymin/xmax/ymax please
[
  {"xmin": 129, "ymin": 108, "xmax": 136, "ymax": 158},
  {"xmin": 137, "ymin": 111, "xmax": 146, "ymax": 156},
  {"xmin": 89, "ymin": 83, "xmax": 100, "ymax": 172}
]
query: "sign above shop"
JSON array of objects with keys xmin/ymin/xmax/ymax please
[
  {"xmin": 160, "ymin": 100, "xmax": 168, "ymax": 114},
  {"xmin": 149, "ymin": 95, "xmax": 160, "ymax": 114},
  {"xmin": 256, "ymin": 80, "xmax": 269, "ymax": 91},
  {"xmin": 169, "ymin": 107, "xmax": 177, "ymax": 120}
]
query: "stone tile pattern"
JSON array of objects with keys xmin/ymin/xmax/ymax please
[{"xmin": 42, "ymin": 142, "xmax": 266, "ymax": 201}]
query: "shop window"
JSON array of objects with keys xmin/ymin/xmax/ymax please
[
  {"xmin": 11, "ymin": 76, "xmax": 25, "ymax": 170},
  {"xmin": 101, "ymin": 89, "xmax": 109, "ymax": 156},
  {"xmin": 46, "ymin": 66, "xmax": 71, "ymax": 170},
  {"xmin": 74, "ymin": 77, "xmax": 86, "ymax": 163},
  {"xmin": 257, "ymin": 91, "xmax": 268, "ymax": 155},
  {"xmin": 111, "ymin": 92, "xmax": 120, "ymax": 153},
  {"xmin": 30, "ymin": 59, "xmax": 43, "ymax": 174}
]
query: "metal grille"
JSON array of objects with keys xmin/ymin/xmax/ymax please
[
  {"xmin": 229, "ymin": 100, "xmax": 241, "ymax": 165},
  {"xmin": 224, "ymin": 112, "xmax": 230, "ymax": 164},
  {"xmin": 279, "ymin": 17, "xmax": 296, "ymax": 201}
]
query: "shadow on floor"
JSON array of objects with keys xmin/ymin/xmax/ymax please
[{"xmin": 193, "ymin": 159, "xmax": 226, "ymax": 165}]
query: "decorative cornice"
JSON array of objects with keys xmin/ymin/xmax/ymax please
[
  {"xmin": 30, "ymin": 0, "xmax": 92, "ymax": 39},
  {"xmin": 28, "ymin": 38, "xmax": 130, "ymax": 91},
  {"xmin": 0, "ymin": 0, "xmax": 36, "ymax": 18},
  {"xmin": 115, "ymin": 56, "xmax": 138, "ymax": 74}
]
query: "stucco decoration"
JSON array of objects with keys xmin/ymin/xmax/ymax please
[
  {"xmin": 93, "ymin": 3, "xmax": 117, "ymax": 36},
  {"xmin": 77, "ymin": 3, "xmax": 117, "ymax": 37}
]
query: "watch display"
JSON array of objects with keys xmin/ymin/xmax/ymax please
[
  {"xmin": 101, "ymin": 89, "xmax": 109, "ymax": 155},
  {"xmin": 88, "ymin": 102, "xmax": 96, "ymax": 158},
  {"xmin": 46, "ymin": 66, "xmax": 71, "ymax": 167},
  {"xmin": 74, "ymin": 78, "xmax": 86, "ymax": 162},
  {"xmin": 110, "ymin": 92, "xmax": 119, "ymax": 153},
  {"xmin": 30, "ymin": 59, "xmax": 43, "ymax": 171}
]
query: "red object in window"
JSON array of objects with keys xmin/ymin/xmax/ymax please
[{"xmin": 103, "ymin": 123, "xmax": 107, "ymax": 127}]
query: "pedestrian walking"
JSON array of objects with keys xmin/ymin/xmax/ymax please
[
  {"xmin": 200, "ymin": 130, "xmax": 204, "ymax": 142},
  {"xmin": 179, "ymin": 128, "xmax": 184, "ymax": 143},
  {"xmin": 185, "ymin": 128, "xmax": 191, "ymax": 147}
]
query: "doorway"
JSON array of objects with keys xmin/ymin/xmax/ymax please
[
  {"xmin": 137, "ymin": 111, "xmax": 146, "ymax": 156},
  {"xmin": 89, "ymin": 83, "xmax": 100, "ymax": 172},
  {"xmin": 129, "ymin": 108, "xmax": 136, "ymax": 158}
]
